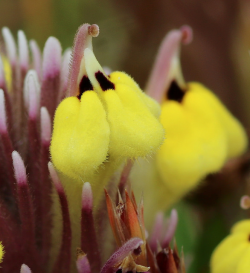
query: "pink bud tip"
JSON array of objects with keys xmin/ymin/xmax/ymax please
[
  {"xmin": 24, "ymin": 70, "xmax": 40, "ymax": 119},
  {"xmin": 40, "ymin": 107, "xmax": 51, "ymax": 144},
  {"xmin": 162, "ymin": 209, "xmax": 178, "ymax": 248},
  {"xmin": 149, "ymin": 212, "xmax": 164, "ymax": 252},
  {"xmin": 76, "ymin": 250, "xmax": 91, "ymax": 273},
  {"xmin": 82, "ymin": 182, "xmax": 93, "ymax": 211},
  {"xmin": 0, "ymin": 89, "xmax": 7, "ymax": 133},
  {"xmin": 30, "ymin": 40, "xmax": 42, "ymax": 80},
  {"xmin": 48, "ymin": 162, "xmax": 62, "ymax": 191},
  {"xmin": 20, "ymin": 264, "xmax": 32, "ymax": 273},
  {"xmin": 42, "ymin": 37, "xmax": 62, "ymax": 79},
  {"xmin": 2, "ymin": 27, "xmax": 17, "ymax": 66},
  {"xmin": 12, "ymin": 151, "xmax": 27, "ymax": 185},
  {"xmin": 18, "ymin": 30, "xmax": 29, "ymax": 70}
]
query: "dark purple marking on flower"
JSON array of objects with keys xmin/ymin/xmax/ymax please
[
  {"xmin": 78, "ymin": 76, "xmax": 93, "ymax": 99},
  {"xmin": 95, "ymin": 71, "xmax": 115, "ymax": 91},
  {"xmin": 100, "ymin": 238, "xmax": 143, "ymax": 273},
  {"xmin": 116, "ymin": 269, "xmax": 122, "ymax": 273},
  {"xmin": 248, "ymin": 234, "xmax": 250, "ymax": 241},
  {"xmin": 167, "ymin": 81, "xmax": 185, "ymax": 102}
]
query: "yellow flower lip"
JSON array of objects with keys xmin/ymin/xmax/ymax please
[{"xmin": 211, "ymin": 220, "xmax": 250, "ymax": 273}]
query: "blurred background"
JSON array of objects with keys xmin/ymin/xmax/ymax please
[{"xmin": 1, "ymin": 0, "xmax": 250, "ymax": 272}]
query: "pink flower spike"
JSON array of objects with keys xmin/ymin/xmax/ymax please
[
  {"xmin": 149, "ymin": 212, "xmax": 164, "ymax": 253},
  {"xmin": 68, "ymin": 24, "xmax": 99, "ymax": 96},
  {"xmin": 81, "ymin": 182, "xmax": 101, "ymax": 272},
  {"xmin": 24, "ymin": 70, "xmax": 40, "ymax": 120},
  {"xmin": 40, "ymin": 107, "xmax": 51, "ymax": 146},
  {"xmin": 76, "ymin": 251, "xmax": 91, "ymax": 273},
  {"xmin": 2, "ymin": 27, "xmax": 17, "ymax": 67},
  {"xmin": 13, "ymin": 151, "xmax": 37, "ymax": 268},
  {"xmin": 12, "ymin": 151, "xmax": 27, "ymax": 185},
  {"xmin": 18, "ymin": 30, "xmax": 29, "ymax": 71},
  {"xmin": 162, "ymin": 209, "xmax": 178, "ymax": 248},
  {"xmin": 48, "ymin": 162, "xmax": 62, "ymax": 191},
  {"xmin": 41, "ymin": 37, "xmax": 62, "ymax": 117},
  {"xmin": 30, "ymin": 40, "xmax": 42, "ymax": 81},
  {"xmin": 0, "ymin": 89, "xmax": 7, "ymax": 133},
  {"xmin": 20, "ymin": 264, "xmax": 32, "ymax": 273},
  {"xmin": 42, "ymin": 37, "xmax": 61, "ymax": 79},
  {"xmin": 59, "ymin": 48, "xmax": 72, "ymax": 101},
  {"xmin": 48, "ymin": 162, "xmax": 72, "ymax": 273},
  {"xmin": 82, "ymin": 182, "xmax": 93, "ymax": 212},
  {"xmin": 100, "ymin": 238, "xmax": 144, "ymax": 273},
  {"xmin": 146, "ymin": 25, "xmax": 193, "ymax": 102}
]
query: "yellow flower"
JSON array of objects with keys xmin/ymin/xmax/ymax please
[
  {"xmin": 211, "ymin": 220, "xmax": 250, "ymax": 273},
  {"xmin": 50, "ymin": 24, "xmax": 164, "ymax": 180},
  {"xmin": 132, "ymin": 26, "xmax": 247, "ymax": 226},
  {"xmin": 148, "ymin": 26, "xmax": 247, "ymax": 200}
]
